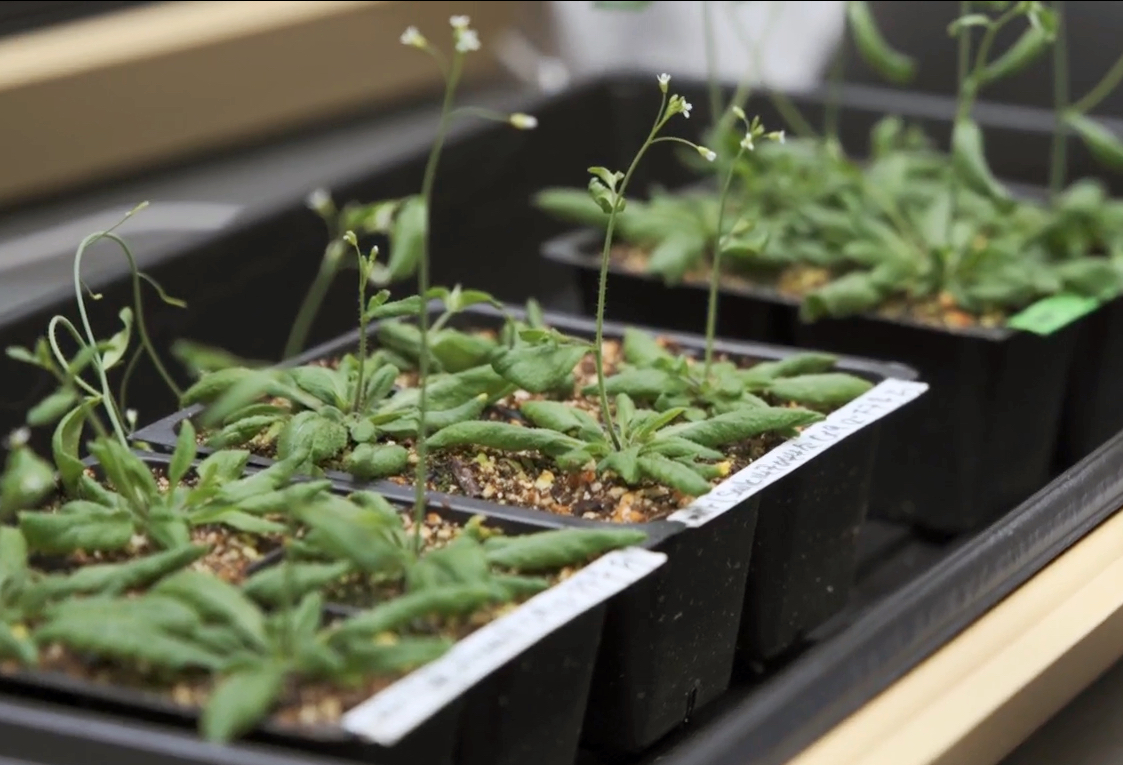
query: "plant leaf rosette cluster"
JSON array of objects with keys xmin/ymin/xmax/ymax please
[
  {"xmin": 176, "ymin": 74, "xmax": 880, "ymax": 524},
  {"xmin": 536, "ymin": 1, "xmax": 1123, "ymax": 337},
  {"xmin": 0, "ymin": 17, "xmax": 662, "ymax": 751}
]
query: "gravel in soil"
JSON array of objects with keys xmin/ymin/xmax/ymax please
[{"xmin": 613, "ymin": 243, "xmax": 1007, "ymax": 330}]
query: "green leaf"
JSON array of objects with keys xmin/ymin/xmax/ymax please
[
  {"xmin": 663, "ymin": 406, "xmax": 823, "ymax": 447},
  {"xmin": 171, "ymin": 340, "xmax": 263, "ymax": 377},
  {"xmin": 233, "ymin": 480, "xmax": 332, "ymax": 515},
  {"xmin": 384, "ymin": 365, "xmax": 512, "ymax": 413},
  {"xmin": 647, "ymin": 233, "xmax": 707, "ymax": 285},
  {"xmin": 1054, "ymin": 258, "xmax": 1123, "ymax": 302},
  {"xmin": 201, "ymin": 662, "xmax": 286, "ymax": 743},
  {"xmin": 1066, "ymin": 112, "xmax": 1123, "ymax": 172},
  {"xmin": 153, "ymin": 570, "xmax": 267, "ymax": 647},
  {"xmin": 622, "ymin": 328, "xmax": 674, "ymax": 367},
  {"xmin": 181, "ymin": 367, "xmax": 262, "ymax": 406},
  {"xmin": 188, "ymin": 508, "xmax": 287, "ymax": 535},
  {"xmin": 295, "ymin": 495, "xmax": 408, "ymax": 573},
  {"xmin": 1006, "ymin": 293, "xmax": 1101, "ymax": 336},
  {"xmin": 0, "ymin": 445, "xmax": 55, "ymax": 518},
  {"xmin": 52, "ymin": 400, "xmax": 97, "ymax": 496},
  {"xmin": 483, "ymin": 528, "xmax": 646, "ymax": 572},
  {"xmin": 288, "ymin": 366, "xmax": 347, "ymax": 408},
  {"xmin": 637, "ymin": 454, "xmax": 713, "ymax": 496},
  {"xmin": 766, "ymin": 373, "xmax": 874, "ymax": 409},
  {"xmin": 427, "ymin": 421, "xmax": 583, "ymax": 456},
  {"xmin": 431, "ymin": 330, "xmax": 497, "ymax": 374},
  {"xmin": 490, "ymin": 574, "xmax": 551, "ymax": 599},
  {"xmin": 407, "ymin": 537, "xmax": 491, "ymax": 591},
  {"xmin": 206, "ymin": 415, "xmax": 283, "ymax": 450},
  {"xmin": 948, "ymin": 13, "xmax": 992, "ymax": 35},
  {"xmin": 101, "ymin": 308, "xmax": 134, "ymax": 370},
  {"xmin": 800, "ymin": 271, "xmax": 888, "ymax": 322},
  {"xmin": 242, "ymin": 560, "xmax": 352, "ymax": 606},
  {"xmin": 492, "ymin": 343, "xmax": 587, "ymax": 394},
  {"xmin": 19, "ymin": 504, "xmax": 134, "ymax": 554},
  {"xmin": 591, "ymin": 367, "xmax": 676, "ymax": 401},
  {"xmin": 330, "ymin": 584, "xmax": 501, "ymax": 640},
  {"xmin": 367, "ymin": 295, "xmax": 424, "ymax": 321},
  {"xmin": 276, "ymin": 411, "xmax": 348, "ymax": 466},
  {"xmin": 347, "ymin": 443, "xmax": 410, "ymax": 481},
  {"xmin": 27, "ymin": 388, "xmax": 79, "ymax": 427},
  {"xmin": 520, "ymin": 401, "xmax": 602, "ymax": 439},
  {"xmin": 343, "ymin": 636, "xmax": 451, "ymax": 675},
  {"xmin": 383, "ymin": 196, "xmax": 426, "ymax": 284},
  {"xmin": 847, "ymin": 1, "xmax": 916, "ymax": 84},
  {"xmin": 952, "ymin": 118, "xmax": 1012, "ymax": 206},
  {"xmin": 598, "ymin": 446, "xmax": 642, "ymax": 483},
  {"xmin": 168, "ymin": 420, "xmax": 197, "ymax": 488},
  {"xmin": 87, "ymin": 438, "xmax": 160, "ymax": 508},
  {"xmin": 533, "ymin": 188, "xmax": 610, "ymax": 228},
  {"xmin": 978, "ymin": 23, "xmax": 1053, "ymax": 85},
  {"xmin": 0, "ymin": 527, "xmax": 29, "ymax": 595},
  {"xmin": 195, "ymin": 449, "xmax": 251, "ymax": 485},
  {"xmin": 36, "ymin": 602, "xmax": 221, "ymax": 671},
  {"xmin": 0, "ymin": 624, "xmax": 38, "ymax": 666},
  {"xmin": 32, "ymin": 545, "xmax": 208, "ymax": 599}
]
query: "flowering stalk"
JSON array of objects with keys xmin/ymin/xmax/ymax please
[
  {"xmin": 704, "ymin": 109, "xmax": 783, "ymax": 380},
  {"xmin": 588, "ymin": 74, "xmax": 715, "ymax": 449},
  {"xmin": 401, "ymin": 17, "xmax": 536, "ymax": 551}
]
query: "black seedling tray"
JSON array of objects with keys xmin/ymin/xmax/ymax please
[
  {"xmin": 134, "ymin": 301, "xmax": 920, "ymax": 751},
  {"xmin": 1, "ymin": 451, "xmax": 650, "ymax": 765}
]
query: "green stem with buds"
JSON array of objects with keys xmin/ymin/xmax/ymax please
[
  {"xmin": 1049, "ymin": 0, "xmax": 1068, "ymax": 202},
  {"xmin": 594, "ymin": 92, "xmax": 675, "ymax": 451},
  {"xmin": 704, "ymin": 143, "xmax": 746, "ymax": 380},
  {"xmin": 412, "ymin": 50, "xmax": 464, "ymax": 554}
]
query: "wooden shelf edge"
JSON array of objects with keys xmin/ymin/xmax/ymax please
[
  {"xmin": 0, "ymin": 0, "xmax": 516, "ymax": 206},
  {"xmin": 788, "ymin": 506, "xmax": 1123, "ymax": 765}
]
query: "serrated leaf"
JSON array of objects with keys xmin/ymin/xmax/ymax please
[
  {"xmin": 492, "ymin": 343, "xmax": 587, "ymax": 394},
  {"xmin": 195, "ymin": 449, "xmax": 250, "ymax": 485},
  {"xmin": 599, "ymin": 446, "xmax": 641, "ymax": 483},
  {"xmin": 32, "ymin": 545, "xmax": 208, "ymax": 600},
  {"xmin": 19, "ymin": 504, "xmax": 134, "ymax": 554},
  {"xmin": 483, "ymin": 528, "xmax": 647, "ymax": 572},
  {"xmin": 663, "ymin": 406, "xmax": 823, "ymax": 447},
  {"xmin": 276, "ymin": 411, "xmax": 348, "ymax": 467},
  {"xmin": 206, "ymin": 415, "xmax": 283, "ymax": 449},
  {"xmin": 154, "ymin": 570, "xmax": 266, "ymax": 647},
  {"xmin": 347, "ymin": 443, "xmax": 410, "ymax": 481},
  {"xmin": 426, "ymin": 421, "xmax": 583, "ymax": 456},
  {"xmin": 637, "ymin": 454, "xmax": 712, "ymax": 496},
  {"xmin": 520, "ymin": 401, "xmax": 602, "ymax": 439},
  {"xmin": 766, "ymin": 373, "xmax": 874, "ymax": 409},
  {"xmin": 242, "ymin": 560, "xmax": 352, "ymax": 606},
  {"xmin": 330, "ymin": 584, "xmax": 501, "ymax": 641},
  {"xmin": 201, "ymin": 662, "xmax": 286, "ymax": 743},
  {"xmin": 431, "ymin": 330, "xmax": 497, "ymax": 374}
]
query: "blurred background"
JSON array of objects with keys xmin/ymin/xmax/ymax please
[{"xmin": 2, "ymin": 3, "xmax": 1123, "ymax": 764}]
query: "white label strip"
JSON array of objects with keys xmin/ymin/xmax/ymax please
[
  {"xmin": 669, "ymin": 378, "xmax": 929, "ymax": 528},
  {"xmin": 341, "ymin": 546, "xmax": 668, "ymax": 746}
]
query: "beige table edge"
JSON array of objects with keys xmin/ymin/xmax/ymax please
[
  {"xmin": 789, "ymin": 505, "xmax": 1123, "ymax": 765},
  {"xmin": 0, "ymin": 0, "xmax": 513, "ymax": 206}
]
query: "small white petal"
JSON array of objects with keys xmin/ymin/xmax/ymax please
[
  {"xmin": 740, "ymin": 135, "xmax": 755, "ymax": 151},
  {"xmin": 657, "ymin": 73, "xmax": 671, "ymax": 93},
  {"xmin": 400, "ymin": 26, "xmax": 425, "ymax": 48},
  {"xmin": 681, "ymin": 100, "xmax": 693, "ymax": 118},
  {"xmin": 450, "ymin": 15, "xmax": 471, "ymax": 29},
  {"xmin": 509, "ymin": 113, "xmax": 538, "ymax": 130},
  {"xmin": 732, "ymin": 106, "xmax": 746, "ymax": 120},
  {"xmin": 455, "ymin": 28, "xmax": 481, "ymax": 52},
  {"xmin": 698, "ymin": 146, "xmax": 717, "ymax": 162},
  {"xmin": 10, "ymin": 427, "xmax": 30, "ymax": 446}
]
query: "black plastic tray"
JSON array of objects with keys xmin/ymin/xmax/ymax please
[
  {"xmin": 0, "ymin": 451, "xmax": 623, "ymax": 765},
  {"xmin": 133, "ymin": 301, "xmax": 920, "ymax": 750}
]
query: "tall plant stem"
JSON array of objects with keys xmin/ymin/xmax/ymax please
[
  {"xmin": 413, "ymin": 53, "xmax": 463, "ymax": 554},
  {"xmin": 284, "ymin": 240, "xmax": 344, "ymax": 359},
  {"xmin": 1071, "ymin": 52, "xmax": 1123, "ymax": 115},
  {"xmin": 1049, "ymin": 0, "xmax": 1068, "ymax": 202},
  {"xmin": 594, "ymin": 98, "xmax": 670, "ymax": 452},
  {"xmin": 950, "ymin": 0, "xmax": 972, "ymax": 238},
  {"xmin": 353, "ymin": 253, "xmax": 369, "ymax": 413},
  {"xmin": 702, "ymin": 0, "xmax": 723, "ymax": 127},
  {"xmin": 704, "ymin": 147, "xmax": 745, "ymax": 380}
]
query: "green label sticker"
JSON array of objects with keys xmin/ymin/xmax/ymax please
[{"xmin": 1006, "ymin": 293, "xmax": 1101, "ymax": 336}]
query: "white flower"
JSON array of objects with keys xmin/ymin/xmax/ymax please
[
  {"xmin": 732, "ymin": 106, "xmax": 746, "ymax": 120},
  {"xmin": 740, "ymin": 134, "xmax": 755, "ymax": 151},
  {"xmin": 400, "ymin": 26, "xmax": 426, "ymax": 48},
  {"xmin": 770, "ymin": 130, "xmax": 786, "ymax": 144},
  {"xmin": 305, "ymin": 188, "xmax": 332, "ymax": 214},
  {"xmin": 681, "ymin": 100, "xmax": 693, "ymax": 119},
  {"xmin": 9, "ymin": 427, "xmax": 29, "ymax": 447},
  {"xmin": 342, "ymin": 230, "xmax": 358, "ymax": 246},
  {"xmin": 657, "ymin": 73, "xmax": 671, "ymax": 92},
  {"xmin": 697, "ymin": 146, "xmax": 717, "ymax": 162},
  {"xmin": 455, "ymin": 27, "xmax": 480, "ymax": 52},
  {"xmin": 509, "ymin": 113, "xmax": 538, "ymax": 130},
  {"xmin": 450, "ymin": 15, "xmax": 471, "ymax": 29}
]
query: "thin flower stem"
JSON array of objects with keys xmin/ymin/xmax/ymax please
[
  {"xmin": 452, "ymin": 105, "xmax": 512, "ymax": 124},
  {"xmin": 284, "ymin": 240, "xmax": 344, "ymax": 359},
  {"xmin": 1049, "ymin": 0, "xmax": 1068, "ymax": 202},
  {"xmin": 964, "ymin": 4, "xmax": 1021, "ymax": 116},
  {"xmin": 704, "ymin": 144, "xmax": 745, "ymax": 380},
  {"xmin": 702, "ymin": 0, "xmax": 723, "ymax": 125},
  {"xmin": 1071, "ymin": 52, "xmax": 1123, "ymax": 115},
  {"xmin": 413, "ymin": 51, "xmax": 464, "ymax": 555},
  {"xmin": 950, "ymin": 0, "xmax": 972, "ymax": 237},
  {"xmin": 650, "ymin": 135, "xmax": 707, "ymax": 152},
  {"xmin": 594, "ymin": 95, "xmax": 670, "ymax": 452},
  {"xmin": 353, "ymin": 250, "xmax": 369, "ymax": 414}
]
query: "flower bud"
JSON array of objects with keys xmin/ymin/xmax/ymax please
[{"xmin": 509, "ymin": 113, "xmax": 539, "ymax": 130}]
